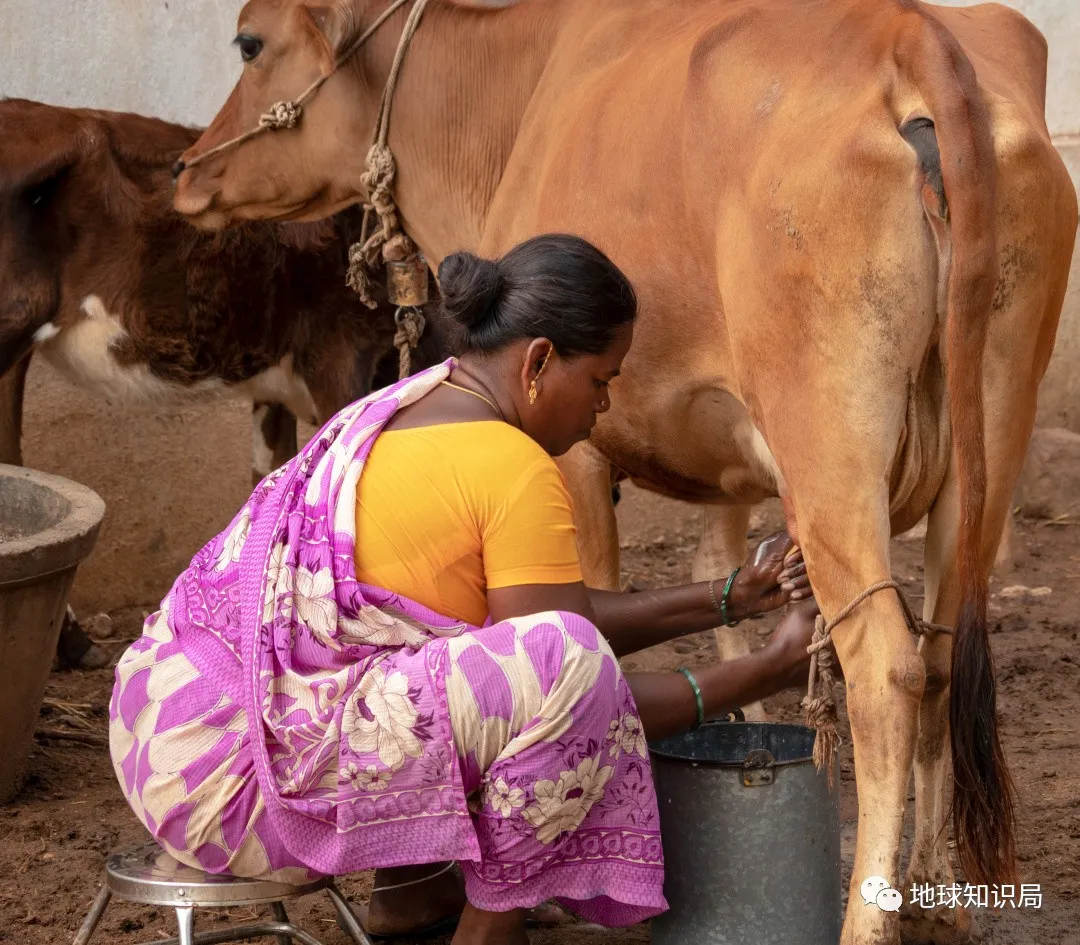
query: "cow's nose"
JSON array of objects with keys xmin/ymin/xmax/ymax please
[{"xmin": 171, "ymin": 159, "xmax": 186, "ymax": 182}]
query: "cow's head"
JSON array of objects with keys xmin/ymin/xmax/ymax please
[
  {"xmin": 174, "ymin": 0, "xmax": 389, "ymax": 229},
  {"xmin": 0, "ymin": 100, "xmax": 197, "ymax": 378}
]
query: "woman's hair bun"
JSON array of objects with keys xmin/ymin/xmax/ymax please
[{"xmin": 437, "ymin": 251, "xmax": 503, "ymax": 330}]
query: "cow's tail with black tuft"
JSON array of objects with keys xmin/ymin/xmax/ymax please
[{"xmin": 897, "ymin": 6, "xmax": 1017, "ymax": 887}]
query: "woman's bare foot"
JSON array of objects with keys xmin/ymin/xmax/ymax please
[
  {"xmin": 452, "ymin": 905, "xmax": 528, "ymax": 945},
  {"xmin": 363, "ymin": 863, "xmax": 466, "ymax": 936}
]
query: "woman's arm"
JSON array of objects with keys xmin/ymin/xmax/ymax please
[
  {"xmin": 487, "ymin": 531, "xmax": 809, "ymax": 658},
  {"xmin": 627, "ymin": 598, "xmax": 821, "ymax": 740}
]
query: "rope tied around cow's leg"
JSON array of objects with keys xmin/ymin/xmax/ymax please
[
  {"xmin": 802, "ymin": 579, "xmax": 955, "ymax": 788},
  {"xmin": 802, "ymin": 614, "xmax": 840, "ymax": 787},
  {"xmin": 394, "ymin": 306, "xmax": 425, "ymax": 379}
]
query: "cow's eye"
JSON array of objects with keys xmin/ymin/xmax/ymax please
[{"xmin": 235, "ymin": 34, "xmax": 263, "ymax": 63}]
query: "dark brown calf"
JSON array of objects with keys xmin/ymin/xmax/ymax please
[{"xmin": 0, "ymin": 98, "xmax": 451, "ymax": 664}]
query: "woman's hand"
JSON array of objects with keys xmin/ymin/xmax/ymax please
[
  {"xmin": 762, "ymin": 597, "xmax": 820, "ymax": 689},
  {"xmin": 723, "ymin": 530, "xmax": 810, "ymax": 621}
]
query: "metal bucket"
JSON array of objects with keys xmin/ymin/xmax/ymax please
[{"xmin": 649, "ymin": 721, "xmax": 841, "ymax": 945}]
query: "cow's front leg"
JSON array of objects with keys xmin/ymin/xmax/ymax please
[
  {"xmin": 556, "ymin": 440, "xmax": 619, "ymax": 590},
  {"xmin": 691, "ymin": 504, "xmax": 767, "ymax": 720}
]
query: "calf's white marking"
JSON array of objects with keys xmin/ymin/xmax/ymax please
[
  {"xmin": 32, "ymin": 321, "xmax": 60, "ymax": 343},
  {"xmin": 35, "ymin": 295, "xmax": 319, "ymax": 424}
]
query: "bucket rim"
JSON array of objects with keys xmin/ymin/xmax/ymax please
[{"xmin": 647, "ymin": 720, "xmax": 817, "ymax": 768}]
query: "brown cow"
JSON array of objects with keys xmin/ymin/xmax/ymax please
[
  {"xmin": 172, "ymin": 2, "xmax": 1077, "ymax": 943},
  {"xmin": 0, "ymin": 98, "xmax": 448, "ymax": 665}
]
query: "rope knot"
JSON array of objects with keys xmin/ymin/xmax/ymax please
[
  {"xmin": 346, "ymin": 242, "xmax": 379, "ymax": 310},
  {"xmin": 259, "ymin": 100, "xmax": 302, "ymax": 130},
  {"xmin": 800, "ymin": 579, "xmax": 955, "ymax": 790},
  {"xmin": 393, "ymin": 306, "xmax": 426, "ymax": 379},
  {"xmin": 804, "ymin": 612, "xmax": 839, "ymax": 787},
  {"xmin": 348, "ymin": 143, "xmax": 416, "ymax": 309}
]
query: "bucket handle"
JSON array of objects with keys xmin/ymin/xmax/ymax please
[{"xmin": 715, "ymin": 707, "xmax": 746, "ymax": 723}]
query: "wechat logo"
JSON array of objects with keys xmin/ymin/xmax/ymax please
[{"xmin": 861, "ymin": 876, "xmax": 903, "ymax": 912}]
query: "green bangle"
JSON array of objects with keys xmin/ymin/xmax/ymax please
[
  {"xmin": 677, "ymin": 667, "xmax": 705, "ymax": 730},
  {"xmin": 721, "ymin": 567, "xmax": 741, "ymax": 627}
]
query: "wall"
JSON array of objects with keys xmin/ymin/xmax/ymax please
[
  {"xmin": 0, "ymin": 0, "xmax": 242, "ymax": 127},
  {"xmin": 0, "ymin": 0, "xmax": 1077, "ymax": 614}
]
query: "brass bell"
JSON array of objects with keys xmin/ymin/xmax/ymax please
[{"xmin": 386, "ymin": 256, "xmax": 430, "ymax": 307}]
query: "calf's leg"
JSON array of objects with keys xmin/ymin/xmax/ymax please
[{"xmin": 251, "ymin": 402, "xmax": 298, "ymax": 487}]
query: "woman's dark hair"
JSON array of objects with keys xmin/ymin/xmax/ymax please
[{"xmin": 437, "ymin": 233, "xmax": 637, "ymax": 355}]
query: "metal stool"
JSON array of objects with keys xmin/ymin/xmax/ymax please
[{"xmin": 72, "ymin": 842, "xmax": 373, "ymax": 945}]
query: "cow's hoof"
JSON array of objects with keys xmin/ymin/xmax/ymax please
[{"xmin": 899, "ymin": 904, "xmax": 979, "ymax": 945}]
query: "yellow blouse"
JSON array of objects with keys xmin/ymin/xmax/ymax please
[{"xmin": 354, "ymin": 420, "xmax": 582, "ymax": 626}]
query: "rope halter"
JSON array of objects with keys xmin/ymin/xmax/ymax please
[
  {"xmin": 178, "ymin": 0, "xmax": 418, "ymax": 173},
  {"xmin": 176, "ymin": 0, "xmax": 434, "ymax": 380}
]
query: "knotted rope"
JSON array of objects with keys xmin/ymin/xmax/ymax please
[
  {"xmin": 348, "ymin": 0, "xmax": 433, "ymax": 309},
  {"xmin": 393, "ymin": 306, "xmax": 426, "ymax": 379},
  {"xmin": 179, "ymin": 0, "xmax": 434, "ymax": 361},
  {"xmin": 804, "ymin": 580, "xmax": 954, "ymax": 788}
]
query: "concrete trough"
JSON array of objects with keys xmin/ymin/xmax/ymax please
[{"xmin": 0, "ymin": 464, "xmax": 104, "ymax": 803}]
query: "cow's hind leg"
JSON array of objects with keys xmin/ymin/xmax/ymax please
[
  {"xmin": 716, "ymin": 127, "xmax": 945, "ymax": 944},
  {"xmin": 774, "ymin": 436, "xmax": 923, "ymax": 945},
  {"xmin": 692, "ymin": 504, "xmax": 767, "ymax": 720}
]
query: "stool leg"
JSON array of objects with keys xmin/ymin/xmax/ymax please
[
  {"xmin": 325, "ymin": 883, "xmax": 375, "ymax": 945},
  {"xmin": 175, "ymin": 905, "xmax": 194, "ymax": 945},
  {"xmin": 72, "ymin": 885, "xmax": 111, "ymax": 945},
  {"xmin": 270, "ymin": 902, "xmax": 292, "ymax": 945}
]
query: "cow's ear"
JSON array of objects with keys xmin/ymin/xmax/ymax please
[{"xmin": 301, "ymin": 2, "xmax": 357, "ymax": 59}]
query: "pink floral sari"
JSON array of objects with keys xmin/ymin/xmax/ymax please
[{"xmin": 110, "ymin": 360, "xmax": 666, "ymax": 925}]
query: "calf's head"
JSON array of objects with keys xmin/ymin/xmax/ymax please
[
  {"xmin": 0, "ymin": 101, "xmax": 109, "ymax": 377},
  {"xmin": 0, "ymin": 100, "xmax": 195, "ymax": 377},
  {"xmin": 174, "ymin": 0, "xmax": 390, "ymax": 228}
]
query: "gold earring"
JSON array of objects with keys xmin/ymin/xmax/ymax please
[{"xmin": 528, "ymin": 346, "xmax": 553, "ymax": 406}]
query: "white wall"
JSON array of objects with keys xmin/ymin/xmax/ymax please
[{"xmin": 0, "ymin": 0, "xmax": 241, "ymax": 127}]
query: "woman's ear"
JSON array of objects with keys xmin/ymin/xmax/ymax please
[
  {"xmin": 520, "ymin": 338, "xmax": 555, "ymax": 405},
  {"xmin": 521, "ymin": 339, "xmax": 553, "ymax": 381}
]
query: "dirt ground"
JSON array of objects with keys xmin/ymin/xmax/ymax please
[{"xmin": 1, "ymin": 484, "xmax": 1077, "ymax": 945}]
